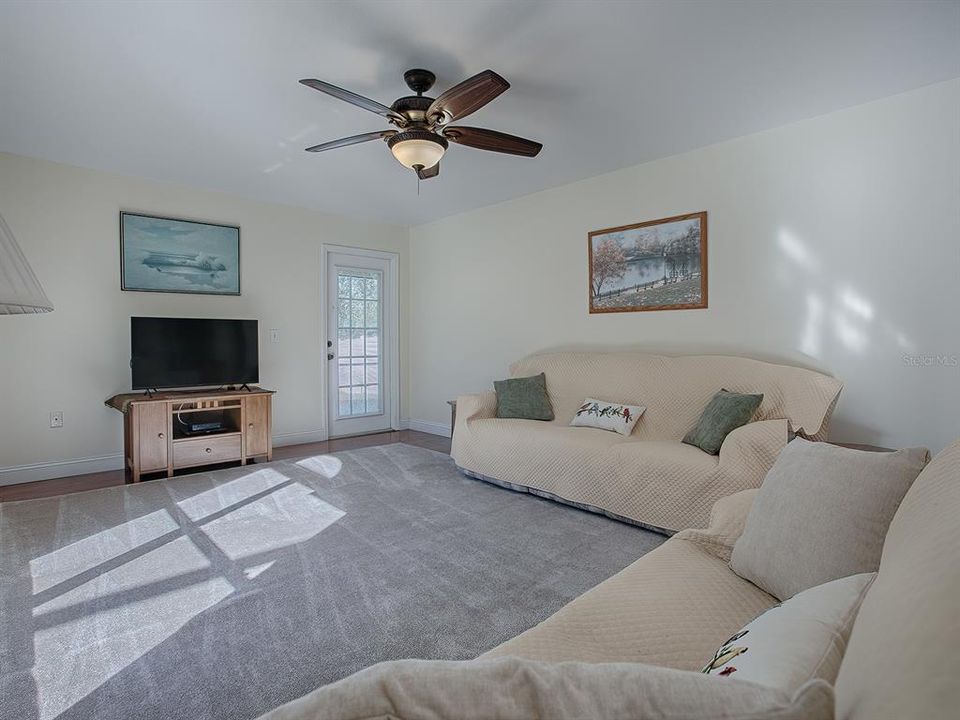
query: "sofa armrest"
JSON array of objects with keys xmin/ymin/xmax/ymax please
[
  {"xmin": 674, "ymin": 489, "xmax": 759, "ymax": 562},
  {"xmin": 451, "ymin": 392, "xmax": 497, "ymax": 464},
  {"xmin": 455, "ymin": 391, "xmax": 497, "ymax": 424},
  {"xmin": 718, "ymin": 418, "xmax": 789, "ymax": 473},
  {"xmin": 258, "ymin": 656, "xmax": 832, "ymax": 720}
]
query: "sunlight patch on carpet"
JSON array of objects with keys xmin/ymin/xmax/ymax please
[
  {"xmin": 29, "ymin": 509, "xmax": 179, "ymax": 595},
  {"xmin": 198, "ymin": 482, "xmax": 345, "ymax": 560},
  {"xmin": 296, "ymin": 454, "xmax": 343, "ymax": 479},
  {"xmin": 30, "ymin": 535, "xmax": 233, "ymax": 720},
  {"xmin": 176, "ymin": 467, "xmax": 290, "ymax": 522}
]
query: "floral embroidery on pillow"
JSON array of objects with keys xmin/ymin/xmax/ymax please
[
  {"xmin": 702, "ymin": 629, "xmax": 749, "ymax": 675},
  {"xmin": 570, "ymin": 397, "xmax": 645, "ymax": 436},
  {"xmin": 575, "ymin": 401, "xmax": 634, "ymax": 424}
]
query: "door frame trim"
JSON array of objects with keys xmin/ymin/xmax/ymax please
[{"xmin": 320, "ymin": 244, "xmax": 401, "ymax": 439}]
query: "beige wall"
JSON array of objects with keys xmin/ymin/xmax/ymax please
[
  {"xmin": 2, "ymin": 79, "xmax": 958, "ymax": 482},
  {"xmin": 0, "ymin": 152, "xmax": 409, "ymax": 482},
  {"xmin": 409, "ymin": 79, "xmax": 960, "ymax": 452}
]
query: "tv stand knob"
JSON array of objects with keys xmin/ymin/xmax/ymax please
[
  {"xmin": 248, "ymin": 423, "xmax": 254, "ymax": 429},
  {"xmin": 205, "ymin": 447, "xmax": 212, "ymax": 454},
  {"xmin": 158, "ymin": 432, "xmax": 164, "ymax": 439}
]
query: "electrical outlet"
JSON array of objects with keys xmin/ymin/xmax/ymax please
[
  {"xmin": 49, "ymin": 411, "xmax": 63, "ymax": 428},
  {"xmin": 269, "ymin": 329, "xmax": 280, "ymax": 343}
]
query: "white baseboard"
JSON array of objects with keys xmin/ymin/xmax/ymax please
[
  {"xmin": 0, "ymin": 453, "xmax": 125, "ymax": 487},
  {"xmin": 272, "ymin": 429, "xmax": 328, "ymax": 447},
  {"xmin": 0, "ymin": 429, "xmax": 330, "ymax": 487},
  {"xmin": 406, "ymin": 419, "xmax": 451, "ymax": 438}
]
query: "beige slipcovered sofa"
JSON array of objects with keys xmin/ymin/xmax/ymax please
[
  {"xmin": 262, "ymin": 440, "xmax": 959, "ymax": 720},
  {"xmin": 452, "ymin": 352, "xmax": 843, "ymax": 533}
]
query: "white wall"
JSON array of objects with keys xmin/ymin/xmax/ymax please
[
  {"xmin": 409, "ymin": 79, "xmax": 960, "ymax": 452},
  {"xmin": 0, "ymin": 152, "xmax": 409, "ymax": 482}
]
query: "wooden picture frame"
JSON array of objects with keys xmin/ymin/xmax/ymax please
[
  {"xmin": 588, "ymin": 211, "xmax": 707, "ymax": 313},
  {"xmin": 120, "ymin": 211, "xmax": 241, "ymax": 296}
]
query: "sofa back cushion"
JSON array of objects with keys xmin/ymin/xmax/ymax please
[
  {"xmin": 730, "ymin": 439, "xmax": 929, "ymax": 600},
  {"xmin": 834, "ymin": 439, "xmax": 960, "ymax": 720},
  {"xmin": 510, "ymin": 352, "xmax": 842, "ymax": 442}
]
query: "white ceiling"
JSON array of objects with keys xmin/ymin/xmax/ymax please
[{"xmin": 1, "ymin": 0, "xmax": 958, "ymax": 226}]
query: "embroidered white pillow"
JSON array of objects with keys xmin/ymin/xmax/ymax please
[
  {"xmin": 702, "ymin": 572, "xmax": 876, "ymax": 693},
  {"xmin": 570, "ymin": 398, "xmax": 645, "ymax": 435}
]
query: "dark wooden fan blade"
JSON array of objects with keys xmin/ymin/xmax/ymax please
[
  {"xmin": 443, "ymin": 126, "xmax": 542, "ymax": 157},
  {"xmin": 427, "ymin": 70, "xmax": 509, "ymax": 124},
  {"xmin": 304, "ymin": 130, "xmax": 395, "ymax": 153},
  {"xmin": 416, "ymin": 162, "xmax": 440, "ymax": 180},
  {"xmin": 299, "ymin": 79, "xmax": 405, "ymax": 123}
]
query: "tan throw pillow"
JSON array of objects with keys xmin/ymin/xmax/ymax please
[
  {"xmin": 260, "ymin": 656, "xmax": 834, "ymax": 720},
  {"xmin": 730, "ymin": 438, "xmax": 929, "ymax": 600},
  {"xmin": 703, "ymin": 573, "xmax": 875, "ymax": 692},
  {"xmin": 570, "ymin": 397, "xmax": 645, "ymax": 435}
]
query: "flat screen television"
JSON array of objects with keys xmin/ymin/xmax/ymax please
[{"xmin": 131, "ymin": 317, "xmax": 259, "ymax": 390}]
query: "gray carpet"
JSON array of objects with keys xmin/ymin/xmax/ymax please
[{"xmin": 0, "ymin": 443, "xmax": 665, "ymax": 720}]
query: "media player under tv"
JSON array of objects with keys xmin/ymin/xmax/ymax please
[{"xmin": 186, "ymin": 421, "xmax": 225, "ymax": 435}]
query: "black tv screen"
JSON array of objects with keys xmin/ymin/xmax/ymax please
[{"xmin": 131, "ymin": 317, "xmax": 259, "ymax": 390}]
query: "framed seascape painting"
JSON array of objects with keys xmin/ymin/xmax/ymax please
[
  {"xmin": 588, "ymin": 211, "xmax": 707, "ymax": 313},
  {"xmin": 120, "ymin": 212, "xmax": 241, "ymax": 295}
]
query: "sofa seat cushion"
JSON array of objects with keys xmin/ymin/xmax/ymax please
[
  {"xmin": 482, "ymin": 537, "xmax": 778, "ymax": 671},
  {"xmin": 468, "ymin": 416, "xmax": 636, "ymax": 449},
  {"xmin": 461, "ymin": 419, "xmax": 722, "ymax": 531}
]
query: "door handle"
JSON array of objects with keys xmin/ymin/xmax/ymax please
[{"xmin": 327, "ymin": 352, "xmax": 335, "ymax": 360}]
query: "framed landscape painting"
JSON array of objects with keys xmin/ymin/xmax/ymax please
[
  {"xmin": 120, "ymin": 212, "xmax": 240, "ymax": 295},
  {"xmin": 588, "ymin": 211, "xmax": 707, "ymax": 313}
]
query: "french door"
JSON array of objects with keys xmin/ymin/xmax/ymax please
[{"xmin": 326, "ymin": 251, "xmax": 394, "ymax": 438}]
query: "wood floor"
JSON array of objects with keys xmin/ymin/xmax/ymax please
[{"xmin": 0, "ymin": 430, "xmax": 452, "ymax": 503}]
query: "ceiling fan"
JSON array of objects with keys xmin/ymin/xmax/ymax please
[{"xmin": 298, "ymin": 68, "xmax": 542, "ymax": 180}]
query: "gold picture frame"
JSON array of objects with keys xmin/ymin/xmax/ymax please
[{"xmin": 588, "ymin": 211, "xmax": 707, "ymax": 313}]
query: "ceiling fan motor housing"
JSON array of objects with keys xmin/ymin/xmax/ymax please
[{"xmin": 391, "ymin": 95, "xmax": 433, "ymax": 124}]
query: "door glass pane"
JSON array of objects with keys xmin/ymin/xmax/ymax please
[
  {"xmin": 350, "ymin": 300, "xmax": 363, "ymax": 328},
  {"xmin": 351, "ymin": 329, "xmax": 364, "ymax": 356},
  {"xmin": 365, "ymin": 329, "xmax": 378, "ymax": 357},
  {"xmin": 350, "ymin": 358, "xmax": 364, "ymax": 386},
  {"xmin": 365, "ymin": 301, "xmax": 378, "ymax": 328},
  {"xmin": 351, "ymin": 386, "xmax": 365, "ymax": 415},
  {"xmin": 336, "ymin": 268, "xmax": 382, "ymax": 417}
]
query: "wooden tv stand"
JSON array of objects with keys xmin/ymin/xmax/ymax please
[{"xmin": 106, "ymin": 387, "xmax": 275, "ymax": 482}]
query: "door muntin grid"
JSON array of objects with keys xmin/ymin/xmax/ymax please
[{"xmin": 335, "ymin": 268, "xmax": 383, "ymax": 418}]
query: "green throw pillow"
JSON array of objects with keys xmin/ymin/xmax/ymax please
[
  {"xmin": 494, "ymin": 372, "xmax": 554, "ymax": 421},
  {"xmin": 683, "ymin": 389, "xmax": 764, "ymax": 455}
]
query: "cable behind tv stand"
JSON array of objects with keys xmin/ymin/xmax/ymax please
[{"xmin": 106, "ymin": 387, "xmax": 275, "ymax": 482}]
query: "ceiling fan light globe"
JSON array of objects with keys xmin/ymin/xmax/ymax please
[{"xmin": 387, "ymin": 131, "xmax": 447, "ymax": 170}]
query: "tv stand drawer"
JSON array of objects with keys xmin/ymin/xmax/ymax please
[{"xmin": 174, "ymin": 435, "xmax": 242, "ymax": 467}]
